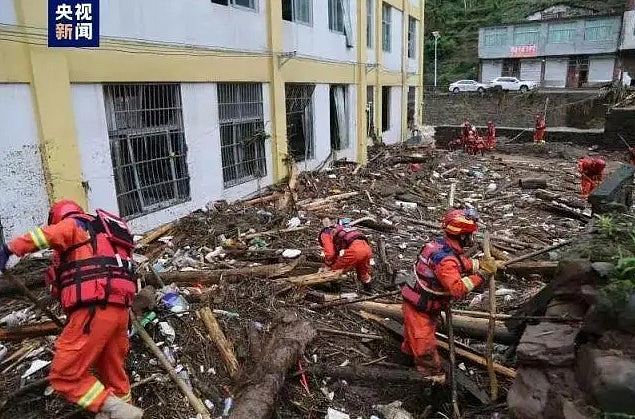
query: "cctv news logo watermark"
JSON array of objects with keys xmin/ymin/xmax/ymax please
[{"xmin": 48, "ymin": 0, "xmax": 99, "ymax": 47}]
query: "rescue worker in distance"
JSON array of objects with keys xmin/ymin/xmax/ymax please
[
  {"xmin": 0, "ymin": 200, "xmax": 142, "ymax": 419},
  {"xmin": 400, "ymin": 209, "xmax": 498, "ymax": 380},
  {"xmin": 319, "ymin": 218, "xmax": 373, "ymax": 291}
]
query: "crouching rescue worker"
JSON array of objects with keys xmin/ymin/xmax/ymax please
[
  {"xmin": 399, "ymin": 209, "xmax": 497, "ymax": 381},
  {"xmin": 0, "ymin": 200, "xmax": 142, "ymax": 419},
  {"xmin": 319, "ymin": 218, "xmax": 373, "ymax": 291},
  {"xmin": 577, "ymin": 156, "xmax": 606, "ymax": 197}
]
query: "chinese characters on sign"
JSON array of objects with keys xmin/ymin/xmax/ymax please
[
  {"xmin": 48, "ymin": 0, "xmax": 99, "ymax": 47},
  {"xmin": 510, "ymin": 45, "xmax": 537, "ymax": 58}
]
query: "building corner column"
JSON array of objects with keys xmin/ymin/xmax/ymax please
[
  {"xmin": 356, "ymin": 0, "xmax": 369, "ymax": 164},
  {"xmin": 400, "ymin": 0, "xmax": 410, "ymax": 143}
]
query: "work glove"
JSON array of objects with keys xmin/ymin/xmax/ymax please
[
  {"xmin": 0, "ymin": 245, "xmax": 12, "ymax": 273},
  {"xmin": 97, "ymin": 395, "xmax": 143, "ymax": 419},
  {"xmin": 478, "ymin": 256, "xmax": 499, "ymax": 276}
]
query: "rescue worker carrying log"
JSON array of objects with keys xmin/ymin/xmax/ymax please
[
  {"xmin": 399, "ymin": 209, "xmax": 498, "ymax": 381},
  {"xmin": 0, "ymin": 200, "xmax": 142, "ymax": 419},
  {"xmin": 319, "ymin": 218, "xmax": 373, "ymax": 291},
  {"xmin": 578, "ymin": 156, "xmax": 606, "ymax": 197}
]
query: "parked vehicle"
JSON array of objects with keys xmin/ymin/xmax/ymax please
[
  {"xmin": 488, "ymin": 77, "xmax": 538, "ymax": 92},
  {"xmin": 449, "ymin": 80, "xmax": 490, "ymax": 94}
]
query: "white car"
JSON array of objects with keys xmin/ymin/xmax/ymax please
[
  {"xmin": 489, "ymin": 77, "xmax": 538, "ymax": 92},
  {"xmin": 449, "ymin": 80, "xmax": 490, "ymax": 94}
]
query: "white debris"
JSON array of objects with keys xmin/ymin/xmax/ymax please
[
  {"xmin": 287, "ymin": 217, "xmax": 302, "ymax": 229},
  {"xmin": 321, "ymin": 387, "xmax": 335, "ymax": 401},
  {"xmin": 374, "ymin": 401, "xmax": 415, "ymax": 419},
  {"xmin": 495, "ymin": 288, "xmax": 516, "ymax": 296},
  {"xmin": 21, "ymin": 359, "xmax": 51, "ymax": 379},
  {"xmin": 1, "ymin": 308, "xmax": 31, "ymax": 327},
  {"xmin": 395, "ymin": 201, "xmax": 417, "ymax": 210},
  {"xmin": 325, "ymin": 408, "xmax": 349, "ymax": 419},
  {"xmin": 158, "ymin": 322, "xmax": 176, "ymax": 343},
  {"xmin": 282, "ymin": 249, "xmax": 302, "ymax": 259}
]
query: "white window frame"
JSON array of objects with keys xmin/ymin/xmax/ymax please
[
  {"xmin": 283, "ymin": 0, "xmax": 312, "ymax": 26},
  {"xmin": 408, "ymin": 17, "xmax": 417, "ymax": 58},
  {"xmin": 231, "ymin": 0, "xmax": 258, "ymax": 12},
  {"xmin": 328, "ymin": 0, "xmax": 345, "ymax": 33},
  {"xmin": 382, "ymin": 3, "xmax": 391, "ymax": 52}
]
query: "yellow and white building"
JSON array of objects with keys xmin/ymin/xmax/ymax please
[{"xmin": 0, "ymin": 0, "xmax": 424, "ymax": 237}]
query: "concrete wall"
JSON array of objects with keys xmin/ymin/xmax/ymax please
[
  {"xmin": 521, "ymin": 59, "xmax": 542, "ymax": 81},
  {"xmin": 383, "ymin": 86, "xmax": 403, "ymax": 144},
  {"xmin": 589, "ymin": 56, "xmax": 616, "ymax": 84},
  {"xmin": 283, "ymin": 0, "xmax": 357, "ymax": 63},
  {"xmin": 0, "ymin": 84, "xmax": 50, "ymax": 242},
  {"xmin": 481, "ymin": 60, "xmax": 502, "ymax": 82},
  {"xmin": 479, "ymin": 15, "xmax": 622, "ymax": 60},
  {"xmin": 101, "ymin": 0, "xmax": 268, "ymax": 52},
  {"xmin": 424, "ymin": 91, "xmax": 609, "ymax": 129},
  {"xmin": 71, "ymin": 83, "xmax": 274, "ymax": 234},
  {"xmin": 383, "ymin": 6, "xmax": 403, "ymax": 72},
  {"xmin": 544, "ymin": 58, "xmax": 568, "ymax": 87}
]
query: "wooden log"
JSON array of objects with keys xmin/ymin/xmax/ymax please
[
  {"xmin": 243, "ymin": 226, "xmax": 307, "ymax": 240},
  {"xmin": 348, "ymin": 301, "xmax": 516, "ymax": 343},
  {"xmin": 501, "ymin": 240, "xmax": 573, "ymax": 267},
  {"xmin": 137, "ymin": 222, "xmax": 175, "ymax": 247},
  {"xmin": 148, "ymin": 259, "xmax": 301, "ymax": 286},
  {"xmin": 309, "ymin": 364, "xmax": 433, "ymax": 384},
  {"xmin": 300, "ymin": 192, "xmax": 360, "ymax": 210},
  {"xmin": 243, "ymin": 193, "xmax": 280, "ymax": 206},
  {"xmin": 130, "ymin": 312, "xmax": 210, "ymax": 418},
  {"xmin": 540, "ymin": 201, "xmax": 590, "ymax": 222},
  {"xmin": 312, "ymin": 290, "xmax": 400, "ymax": 309},
  {"xmin": 198, "ymin": 307, "xmax": 239, "ymax": 379},
  {"xmin": 518, "ymin": 178, "xmax": 547, "ymax": 190},
  {"xmin": 0, "ymin": 321, "xmax": 61, "ymax": 341},
  {"xmin": 352, "ymin": 218, "xmax": 397, "ymax": 233},
  {"xmin": 505, "ymin": 261, "xmax": 559, "ymax": 278},
  {"xmin": 491, "ymin": 235, "xmax": 537, "ymax": 249},
  {"xmin": 483, "ymin": 233, "xmax": 499, "ymax": 401},
  {"xmin": 277, "ymin": 162, "xmax": 299, "ymax": 210},
  {"xmin": 377, "ymin": 237, "xmax": 395, "ymax": 284},
  {"xmin": 2, "ymin": 272, "xmax": 65, "ymax": 328},
  {"xmin": 317, "ymin": 327, "xmax": 383, "ymax": 340},
  {"xmin": 275, "ymin": 270, "xmax": 345, "ymax": 287},
  {"xmin": 229, "ymin": 320, "xmax": 317, "ymax": 419},
  {"xmin": 247, "ymin": 322, "xmax": 263, "ymax": 361},
  {"xmin": 356, "ymin": 311, "xmax": 516, "ymax": 379}
]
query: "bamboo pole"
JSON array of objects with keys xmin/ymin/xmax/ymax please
[{"xmin": 483, "ymin": 232, "xmax": 499, "ymax": 401}]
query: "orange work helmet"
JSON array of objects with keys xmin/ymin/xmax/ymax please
[
  {"xmin": 441, "ymin": 208, "xmax": 479, "ymax": 236},
  {"xmin": 48, "ymin": 199, "xmax": 85, "ymax": 225}
]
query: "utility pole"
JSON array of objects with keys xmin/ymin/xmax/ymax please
[{"xmin": 433, "ymin": 31, "xmax": 441, "ymax": 90}]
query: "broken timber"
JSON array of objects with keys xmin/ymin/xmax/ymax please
[
  {"xmin": 230, "ymin": 320, "xmax": 316, "ymax": 419},
  {"xmin": 309, "ymin": 364, "xmax": 434, "ymax": 385},
  {"xmin": 198, "ymin": 307, "xmax": 239, "ymax": 378}
]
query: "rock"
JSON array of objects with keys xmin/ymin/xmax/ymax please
[
  {"xmin": 282, "ymin": 249, "xmax": 302, "ymax": 259},
  {"xmin": 508, "ymin": 368, "xmax": 550, "ymax": 419},
  {"xmin": 517, "ymin": 323, "xmax": 579, "ymax": 367},
  {"xmin": 589, "ymin": 164, "xmax": 635, "ymax": 214},
  {"xmin": 591, "ymin": 262, "xmax": 615, "ymax": 279},
  {"xmin": 561, "ymin": 400, "xmax": 590, "ymax": 419},
  {"xmin": 373, "ymin": 401, "xmax": 414, "ymax": 419},
  {"xmin": 576, "ymin": 344, "xmax": 635, "ymax": 414},
  {"xmin": 545, "ymin": 298, "xmax": 587, "ymax": 318}
]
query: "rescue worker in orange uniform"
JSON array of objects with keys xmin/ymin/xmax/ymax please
[
  {"xmin": 577, "ymin": 156, "xmax": 606, "ymax": 197},
  {"xmin": 0, "ymin": 200, "xmax": 142, "ymax": 419},
  {"xmin": 534, "ymin": 113, "xmax": 546, "ymax": 144},
  {"xmin": 319, "ymin": 218, "xmax": 373, "ymax": 291},
  {"xmin": 399, "ymin": 209, "xmax": 497, "ymax": 380},
  {"xmin": 485, "ymin": 120, "xmax": 497, "ymax": 151}
]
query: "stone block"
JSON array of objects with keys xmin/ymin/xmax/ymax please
[
  {"xmin": 589, "ymin": 164, "xmax": 635, "ymax": 214},
  {"xmin": 517, "ymin": 322, "xmax": 579, "ymax": 366}
]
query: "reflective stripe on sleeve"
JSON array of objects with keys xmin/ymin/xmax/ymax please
[
  {"xmin": 460, "ymin": 276, "xmax": 476, "ymax": 292},
  {"xmin": 471, "ymin": 258, "xmax": 479, "ymax": 272},
  {"xmin": 29, "ymin": 228, "xmax": 50, "ymax": 250},
  {"xmin": 77, "ymin": 380, "xmax": 105, "ymax": 409}
]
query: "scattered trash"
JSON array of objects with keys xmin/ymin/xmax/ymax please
[
  {"xmin": 21, "ymin": 359, "xmax": 51, "ymax": 379},
  {"xmin": 287, "ymin": 217, "xmax": 302, "ymax": 229},
  {"xmin": 222, "ymin": 397, "xmax": 233, "ymax": 417},
  {"xmin": 321, "ymin": 386, "xmax": 335, "ymax": 401},
  {"xmin": 395, "ymin": 201, "xmax": 417, "ymax": 210},
  {"xmin": 213, "ymin": 309, "xmax": 240, "ymax": 319},
  {"xmin": 325, "ymin": 408, "xmax": 349, "ymax": 419},
  {"xmin": 161, "ymin": 286, "xmax": 190, "ymax": 314},
  {"xmin": 1, "ymin": 308, "xmax": 31, "ymax": 328},
  {"xmin": 282, "ymin": 249, "xmax": 302, "ymax": 259},
  {"xmin": 158, "ymin": 322, "xmax": 176, "ymax": 343},
  {"xmin": 204, "ymin": 399, "xmax": 215, "ymax": 411}
]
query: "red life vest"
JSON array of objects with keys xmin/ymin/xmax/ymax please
[
  {"xmin": 319, "ymin": 225, "xmax": 367, "ymax": 252},
  {"xmin": 46, "ymin": 209, "xmax": 137, "ymax": 313},
  {"xmin": 401, "ymin": 238, "xmax": 468, "ymax": 312}
]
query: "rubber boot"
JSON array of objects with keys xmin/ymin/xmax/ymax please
[
  {"xmin": 96, "ymin": 395, "xmax": 143, "ymax": 419},
  {"xmin": 415, "ymin": 352, "xmax": 446, "ymax": 385}
]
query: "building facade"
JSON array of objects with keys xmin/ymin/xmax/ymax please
[
  {"xmin": 0, "ymin": 0, "xmax": 424, "ymax": 238},
  {"xmin": 478, "ymin": 6, "xmax": 622, "ymax": 88}
]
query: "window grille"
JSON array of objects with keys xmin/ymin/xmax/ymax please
[
  {"xmin": 408, "ymin": 17, "xmax": 417, "ymax": 58},
  {"xmin": 407, "ymin": 86, "xmax": 416, "ymax": 129},
  {"xmin": 218, "ymin": 83, "xmax": 267, "ymax": 188},
  {"xmin": 584, "ymin": 19, "xmax": 614, "ymax": 41},
  {"xmin": 382, "ymin": 3, "xmax": 391, "ymax": 52},
  {"xmin": 329, "ymin": 0, "xmax": 345, "ymax": 32},
  {"xmin": 283, "ymin": 0, "xmax": 312, "ymax": 24},
  {"xmin": 548, "ymin": 22, "xmax": 577, "ymax": 43},
  {"xmin": 104, "ymin": 84, "xmax": 190, "ymax": 219},
  {"xmin": 211, "ymin": 0, "xmax": 257, "ymax": 10},
  {"xmin": 366, "ymin": 0, "xmax": 373, "ymax": 48},
  {"xmin": 286, "ymin": 84, "xmax": 315, "ymax": 162},
  {"xmin": 513, "ymin": 25, "xmax": 539, "ymax": 45},
  {"xmin": 484, "ymin": 29, "xmax": 507, "ymax": 46},
  {"xmin": 381, "ymin": 86, "xmax": 390, "ymax": 132}
]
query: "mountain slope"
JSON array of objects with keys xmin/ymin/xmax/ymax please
[{"xmin": 423, "ymin": 0, "xmax": 626, "ymax": 87}]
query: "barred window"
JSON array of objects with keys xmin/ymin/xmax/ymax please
[
  {"xmin": 104, "ymin": 84, "xmax": 190, "ymax": 219},
  {"xmin": 548, "ymin": 22, "xmax": 577, "ymax": 43},
  {"xmin": 282, "ymin": 0, "xmax": 312, "ymax": 25},
  {"xmin": 382, "ymin": 3, "xmax": 391, "ymax": 52},
  {"xmin": 584, "ymin": 19, "xmax": 614, "ymax": 41},
  {"xmin": 513, "ymin": 25, "xmax": 539, "ymax": 45},
  {"xmin": 484, "ymin": 29, "xmax": 507, "ymax": 47},
  {"xmin": 218, "ymin": 83, "xmax": 267, "ymax": 188},
  {"xmin": 328, "ymin": 0, "xmax": 345, "ymax": 32},
  {"xmin": 407, "ymin": 17, "xmax": 417, "ymax": 58},
  {"xmin": 366, "ymin": 0, "xmax": 373, "ymax": 48},
  {"xmin": 286, "ymin": 84, "xmax": 315, "ymax": 162}
]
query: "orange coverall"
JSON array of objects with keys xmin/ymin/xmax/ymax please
[
  {"xmin": 320, "ymin": 231, "xmax": 372, "ymax": 284},
  {"xmin": 8, "ymin": 218, "xmax": 132, "ymax": 412},
  {"xmin": 401, "ymin": 238, "xmax": 483, "ymax": 375}
]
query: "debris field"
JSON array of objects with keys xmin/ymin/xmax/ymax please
[{"xmin": 0, "ymin": 142, "xmax": 624, "ymax": 419}]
